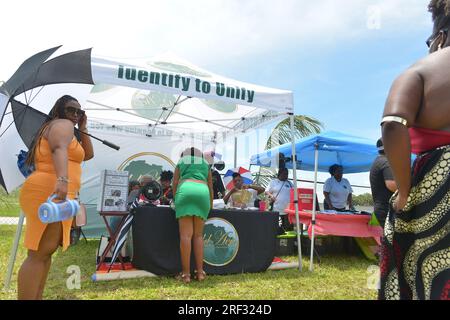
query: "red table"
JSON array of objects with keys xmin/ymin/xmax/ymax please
[{"xmin": 285, "ymin": 209, "xmax": 383, "ymax": 244}]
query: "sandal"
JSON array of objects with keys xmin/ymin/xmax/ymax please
[
  {"xmin": 175, "ymin": 272, "xmax": 191, "ymax": 284},
  {"xmin": 193, "ymin": 270, "xmax": 207, "ymax": 282}
]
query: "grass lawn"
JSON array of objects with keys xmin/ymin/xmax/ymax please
[
  {"xmin": 0, "ymin": 225, "xmax": 378, "ymax": 300},
  {"xmin": 0, "ymin": 204, "xmax": 20, "ymax": 217},
  {"xmin": 0, "ymin": 190, "xmax": 20, "ymax": 217}
]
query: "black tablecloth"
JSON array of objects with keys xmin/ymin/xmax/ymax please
[{"xmin": 132, "ymin": 206, "xmax": 279, "ymax": 275}]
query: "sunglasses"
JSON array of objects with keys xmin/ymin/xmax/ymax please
[
  {"xmin": 426, "ymin": 28, "xmax": 448, "ymax": 48},
  {"xmin": 65, "ymin": 106, "xmax": 85, "ymax": 117}
]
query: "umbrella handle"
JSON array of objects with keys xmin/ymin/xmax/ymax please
[
  {"xmin": 102, "ymin": 140, "xmax": 120, "ymax": 151},
  {"xmin": 75, "ymin": 128, "xmax": 120, "ymax": 150}
]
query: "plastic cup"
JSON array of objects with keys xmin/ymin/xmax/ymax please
[{"xmin": 259, "ymin": 201, "xmax": 267, "ymax": 211}]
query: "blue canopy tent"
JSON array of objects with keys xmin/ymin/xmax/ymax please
[
  {"xmin": 250, "ymin": 131, "xmax": 379, "ymax": 173},
  {"xmin": 250, "ymin": 131, "xmax": 379, "ymax": 271}
]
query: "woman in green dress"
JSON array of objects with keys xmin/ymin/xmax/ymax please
[{"xmin": 173, "ymin": 147, "xmax": 213, "ymax": 283}]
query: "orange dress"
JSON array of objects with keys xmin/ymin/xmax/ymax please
[{"xmin": 19, "ymin": 137, "xmax": 85, "ymax": 251}]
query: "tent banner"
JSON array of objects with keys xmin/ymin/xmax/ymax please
[{"xmin": 91, "ymin": 56, "xmax": 293, "ymax": 113}]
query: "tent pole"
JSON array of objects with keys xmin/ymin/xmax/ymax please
[
  {"xmin": 289, "ymin": 114, "xmax": 302, "ymax": 271},
  {"xmin": 4, "ymin": 211, "xmax": 25, "ymax": 290},
  {"xmin": 234, "ymin": 136, "xmax": 238, "ymax": 168},
  {"xmin": 309, "ymin": 145, "xmax": 319, "ymax": 271}
]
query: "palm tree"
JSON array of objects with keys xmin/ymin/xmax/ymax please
[{"xmin": 254, "ymin": 115, "xmax": 323, "ymax": 188}]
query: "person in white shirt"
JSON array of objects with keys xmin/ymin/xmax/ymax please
[
  {"xmin": 267, "ymin": 168, "xmax": 293, "ymax": 213},
  {"xmin": 323, "ymin": 164, "xmax": 355, "ymax": 211},
  {"xmin": 223, "ymin": 173, "xmax": 265, "ymax": 208},
  {"xmin": 267, "ymin": 168, "xmax": 294, "ymax": 231}
]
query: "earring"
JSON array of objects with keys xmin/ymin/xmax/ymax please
[{"xmin": 438, "ymin": 43, "xmax": 443, "ymax": 50}]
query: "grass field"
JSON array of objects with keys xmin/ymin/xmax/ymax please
[
  {"xmin": 0, "ymin": 225, "xmax": 378, "ymax": 300},
  {"xmin": 0, "ymin": 190, "xmax": 20, "ymax": 217},
  {"xmin": 0, "ymin": 204, "xmax": 20, "ymax": 217}
]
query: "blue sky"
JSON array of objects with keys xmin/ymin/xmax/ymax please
[
  {"xmin": 207, "ymin": 6, "xmax": 432, "ymax": 140},
  {"xmin": 0, "ymin": 0, "xmax": 435, "ymax": 194},
  {"xmin": 0, "ymin": 0, "xmax": 433, "ymax": 139}
]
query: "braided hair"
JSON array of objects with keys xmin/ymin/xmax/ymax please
[
  {"xmin": 429, "ymin": 0, "xmax": 450, "ymax": 31},
  {"xmin": 25, "ymin": 95, "xmax": 78, "ymax": 166}
]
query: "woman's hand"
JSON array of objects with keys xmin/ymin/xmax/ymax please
[
  {"xmin": 54, "ymin": 180, "xmax": 68, "ymax": 200},
  {"xmin": 393, "ymin": 194, "xmax": 408, "ymax": 212},
  {"xmin": 267, "ymin": 193, "xmax": 276, "ymax": 203},
  {"xmin": 78, "ymin": 113, "xmax": 87, "ymax": 130}
]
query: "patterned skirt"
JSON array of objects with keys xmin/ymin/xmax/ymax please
[{"xmin": 379, "ymin": 145, "xmax": 450, "ymax": 300}]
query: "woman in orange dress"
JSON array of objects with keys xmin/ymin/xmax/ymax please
[{"xmin": 17, "ymin": 95, "xmax": 94, "ymax": 300}]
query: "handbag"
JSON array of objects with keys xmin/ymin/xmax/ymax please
[
  {"xmin": 76, "ymin": 203, "xmax": 87, "ymax": 227},
  {"xmin": 17, "ymin": 150, "xmax": 35, "ymax": 177}
]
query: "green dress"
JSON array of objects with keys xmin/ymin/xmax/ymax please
[{"xmin": 174, "ymin": 156, "xmax": 211, "ymax": 220}]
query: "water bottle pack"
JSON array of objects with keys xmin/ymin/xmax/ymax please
[{"xmin": 38, "ymin": 195, "xmax": 80, "ymax": 224}]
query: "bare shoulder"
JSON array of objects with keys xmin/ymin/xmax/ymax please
[
  {"xmin": 46, "ymin": 119, "xmax": 74, "ymax": 137},
  {"xmin": 387, "ymin": 65, "xmax": 424, "ymax": 98},
  {"xmin": 49, "ymin": 119, "xmax": 73, "ymax": 131},
  {"xmin": 50, "ymin": 118, "xmax": 73, "ymax": 127},
  {"xmin": 393, "ymin": 64, "xmax": 424, "ymax": 84},
  {"xmin": 412, "ymin": 48, "xmax": 450, "ymax": 75}
]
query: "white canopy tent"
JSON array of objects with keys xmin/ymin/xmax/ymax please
[{"xmin": 1, "ymin": 47, "xmax": 303, "ymax": 289}]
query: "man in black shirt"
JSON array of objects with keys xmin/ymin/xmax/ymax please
[
  {"xmin": 159, "ymin": 170, "xmax": 174, "ymax": 205},
  {"xmin": 211, "ymin": 161, "xmax": 225, "ymax": 199},
  {"xmin": 369, "ymin": 139, "xmax": 397, "ymax": 228}
]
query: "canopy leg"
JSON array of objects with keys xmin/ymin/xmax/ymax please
[
  {"xmin": 289, "ymin": 114, "xmax": 302, "ymax": 271},
  {"xmin": 309, "ymin": 146, "xmax": 319, "ymax": 271},
  {"xmin": 4, "ymin": 212, "xmax": 25, "ymax": 291},
  {"xmin": 234, "ymin": 136, "xmax": 238, "ymax": 168}
]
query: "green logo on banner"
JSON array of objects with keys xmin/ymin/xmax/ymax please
[{"xmin": 203, "ymin": 218, "xmax": 239, "ymax": 266}]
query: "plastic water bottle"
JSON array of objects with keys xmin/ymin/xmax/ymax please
[{"xmin": 38, "ymin": 195, "xmax": 80, "ymax": 223}]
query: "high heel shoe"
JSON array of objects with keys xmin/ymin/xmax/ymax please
[
  {"xmin": 175, "ymin": 272, "xmax": 191, "ymax": 284},
  {"xmin": 193, "ymin": 270, "xmax": 206, "ymax": 281}
]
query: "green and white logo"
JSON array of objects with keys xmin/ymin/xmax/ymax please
[{"xmin": 203, "ymin": 218, "xmax": 239, "ymax": 266}]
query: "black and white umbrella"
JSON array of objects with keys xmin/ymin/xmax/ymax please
[{"xmin": 0, "ymin": 46, "xmax": 117, "ymax": 192}]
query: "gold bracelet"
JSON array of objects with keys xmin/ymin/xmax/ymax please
[
  {"xmin": 56, "ymin": 176, "xmax": 70, "ymax": 183},
  {"xmin": 380, "ymin": 116, "xmax": 408, "ymax": 127}
]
